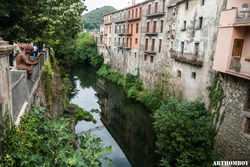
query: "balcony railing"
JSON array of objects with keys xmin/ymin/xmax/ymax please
[
  {"xmin": 142, "ymin": 29, "xmax": 158, "ymax": 36},
  {"xmin": 171, "ymin": 50, "xmax": 204, "ymax": 67},
  {"xmin": 146, "ymin": 11, "xmax": 165, "ymax": 18},
  {"xmin": 114, "ymin": 16, "xmax": 127, "ymax": 23},
  {"xmin": 235, "ymin": 7, "xmax": 250, "ymax": 24},
  {"xmin": 228, "ymin": 56, "xmax": 250, "ymax": 78},
  {"xmin": 117, "ymin": 29, "xmax": 126, "ymax": 35},
  {"xmin": 127, "ymin": 16, "xmax": 141, "ymax": 21},
  {"xmin": 114, "ymin": 42, "xmax": 127, "ymax": 48}
]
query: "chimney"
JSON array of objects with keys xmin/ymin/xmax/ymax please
[{"xmin": 132, "ymin": 0, "xmax": 136, "ymax": 6}]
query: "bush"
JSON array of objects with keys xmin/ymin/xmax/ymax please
[
  {"xmin": 153, "ymin": 98, "xmax": 216, "ymax": 167},
  {"xmin": 90, "ymin": 54, "xmax": 104, "ymax": 69},
  {"xmin": 0, "ymin": 106, "xmax": 111, "ymax": 167},
  {"xmin": 138, "ymin": 90, "xmax": 162, "ymax": 111}
]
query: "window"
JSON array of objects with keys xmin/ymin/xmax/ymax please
[
  {"xmin": 134, "ymin": 52, "xmax": 137, "ymax": 58},
  {"xmin": 155, "ymin": 2, "xmax": 158, "ymax": 13},
  {"xmin": 159, "ymin": 39, "xmax": 162, "ymax": 52},
  {"xmin": 182, "ymin": 21, "xmax": 187, "ymax": 31},
  {"xmin": 181, "ymin": 41, "xmax": 185, "ymax": 53},
  {"xmin": 244, "ymin": 89, "xmax": 250, "ymax": 111},
  {"xmin": 115, "ymin": 26, "xmax": 117, "ymax": 34},
  {"xmin": 198, "ymin": 17, "xmax": 203, "ymax": 29},
  {"xmin": 245, "ymin": 118, "xmax": 250, "ymax": 134},
  {"xmin": 153, "ymin": 21, "xmax": 157, "ymax": 33},
  {"xmin": 127, "ymin": 38, "xmax": 129, "ymax": 47},
  {"xmin": 136, "ymin": 8, "xmax": 138, "ymax": 17},
  {"xmin": 201, "ymin": 0, "xmax": 205, "ymax": 6},
  {"xmin": 150, "ymin": 56, "xmax": 154, "ymax": 63},
  {"xmin": 131, "ymin": 24, "xmax": 133, "ymax": 34},
  {"xmin": 146, "ymin": 22, "xmax": 150, "ymax": 33},
  {"xmin": 130, "ymin": 38, "xmax": 132, "ymax": 48},
  {"xmin": 163, "ymin": 0, "xmax": 165, "ymax": 12},
  {"xmin": 127, "ymin": 25, "xmax": 130, "ymax": 33},
  {"xmin": 135, "ymin": 38, "xmax": 138, "ymax": 44},
  {"xmin": 194, "ymin": 42, "xmax": 199, "ymax": 56},
  {"xmin": 145, "ymin": 39, "xmax": 149, "ymax": 50},
  {"xmin": 148, "ymin": 4, "xmax": 151, "ymax": 15},
  {"xmin": 144, "ymin": 55, "xmax": 147, "ymax": 61},
  {"xmin": 132, "ymin": 10, "xmax": 134, "ymax": 18},
  {"xmin": 128, "ymin": 11, "xmax": 131, "ymax": 19},
  {"xmin": 152, "ymin": 39, "xmax": 155, "ymax": 52},
  {"xmin": 160, "ymin": 20, "xmax": 164, "ymax": 33},
  {"xmin": 177, "ymin": 70, "xmax": 182, "ymax": 78},
  {"xmin": 122, "ymin": 50, "xmax": 124, "ymax": 54},
  {"xmin": 136, "ymin": 23, "xmax": 139, "ymax": 33},
  {"xmin": 192, "ymin": 72, "xmax": 196, "ymax": 79},
  {"xmin": 140, "ymin": 7, "xmax": 142, "ymax": 17},
  {"xmin": 109, "ymin": 27, "xmax": 111, "ymax": 33},
  {"xmin": 185, "ymin": 1, "xmax": 189, "ymax": 10},
  {"xmin": 118, "ymin": 49, "xmax": 119, "ymax": 53}
]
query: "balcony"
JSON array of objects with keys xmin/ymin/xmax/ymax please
[
  {"xmin": 104, "ymin": 20, "xmax": 112, "ymax": 25},
  {"xmin": 146, "ymin": 11, "xmax": 165, "ymax": 18},
  {"xmin": 142, "ymin": 29, "xmax": 158, "ymax": 36},
  {"xmin": 117, "ymin": 29, "xmax": 126, "ymax": 36},
  {"xmin": 171, "ymin": 50, "xmax": 204, "ymax": 67},
  {"xmin": 114, "ymin": 16, "xmax": 127, "ymax": 23},
  {"xmin": 127, "ymin": 16, "xmax": 141, "ymax": 22},
  {"xmin": 227, "ymin": 56, "xmax": 250, "ymax": 79},
  {"xmin": 114, "ymin": 42, "xmax": 126, "ymax": 48},
  {"xmin": 220, "ymin": 5, "xmax": 250, "ymax": 27}
]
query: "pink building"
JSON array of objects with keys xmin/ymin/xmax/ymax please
[
  {"xmin": 126, "ymin": 5, "xmax": 142, "ymax": 49},
  {"xmin": 213, "ymin": 0, "xmax": 250, "ymax": 80}
]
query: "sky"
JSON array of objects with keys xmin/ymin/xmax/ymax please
[{"xmin": 84, "ymin": 0, "xmax": 144, "ymax": 12}]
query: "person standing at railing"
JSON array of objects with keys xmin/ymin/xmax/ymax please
[{"xmin": 16, "ymin": 44, "xmax": 40, "ymax": 80}]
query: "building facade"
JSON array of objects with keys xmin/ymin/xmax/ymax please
[
  {"xmin": 98, "ymin": 0, "xmax": 250, "ymax": 161},
  {"xmin": 213, "ymin": 0, "xmax": 250, "ymax": 161},
  {"xmin": 103, "ymin": 13, "xmax": 113, "ymax": 63}
]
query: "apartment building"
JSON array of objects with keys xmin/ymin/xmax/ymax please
[
  {"xmin": 103, "ymin": 13, "xmax": 113, "ymax": 63},
  {"xmin": 98, "ymin": 0, "xmax": 250, "ymax": 161},
  {"xmin": 111, "ymin": 9, "xmax": 128, "ymax": 74},
  {"xmin": 213, "ymin": 0, "xmax": 250, "ymax": 161},
  {"xmin": 165, "ymin": 0, "xmax": 226, "ymax": 101},
  {"xmin": 139, "ymin": 0, "xmax": 167, "ymax": 88}
]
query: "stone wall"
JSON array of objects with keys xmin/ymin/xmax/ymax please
[
  {"xmin": 215, "ymin": 74, "xmax": 250, "ymax": 161},
  {"xmin": 10, "ymin": 48, "xmax": 49, "ymax": 125},
  {"xmin": 0, "ymin": 38, "xmax": 15, "ymax": 124}
]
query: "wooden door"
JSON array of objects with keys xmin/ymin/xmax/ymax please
[{"xmin": 233, "ymin": 39, "xmax": 244, "ymax": 59}]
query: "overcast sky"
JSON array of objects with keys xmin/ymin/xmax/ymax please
[{"xmin": 84, "ymin": 0, "xmax": 144, "ymax": 12}]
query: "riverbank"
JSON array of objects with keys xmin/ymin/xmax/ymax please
[{"xmin": 97, "ymin": 63, "xmax": 219, "ymax": 167}]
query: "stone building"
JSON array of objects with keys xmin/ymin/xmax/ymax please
[
  {"xmin": 213, "ymin": 0, "xmax": 250, "ymax": 161},
  {"xmin": 164, "ymin": 0, "xmax": 227, "ymax": 101},
  {"xmin": 139, "ymin": 0, "xmax": 167, "ymax": 88}
]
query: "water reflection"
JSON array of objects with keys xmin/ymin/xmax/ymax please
[{"xmin": 69, "ymin": 64, "xmax": 158, "ymax": 167}]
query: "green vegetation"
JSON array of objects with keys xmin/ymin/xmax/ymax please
[
  {"xmin": 207, "ymin": 72, "xmax": 225, "ymax": 132},
  {"xmin": 0, "ymin": 106, "xmax": 111, "ymax": 167},
  {"xmin": 97, "ymin": 64, "xmax": 165, "ymax": 111},
  {"xmin": 0, "ymin": 0, "xmax": 85, "ymax": 61},
  {"xmin": 83, "ymin": 6, "xmax": 116, "ymax": 31},
  {"xmin": 97, "ymin": 64, "xmax": 218, "ymax": 166},
  {"xmin": 153, "ymin": 98, "xmax": 216, "ymax": 167},
  {"xmin": 65, "ymin": 102, "xmax": 96, "ymax": 123},
  {"xmin": 73, "ymin": 33, "xmax": 104, "ymax": 69}
]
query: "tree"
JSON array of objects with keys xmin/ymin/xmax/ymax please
[
  {"xmin": 153, "ymin": 98, "xmax": 216, "ymax": 167},
  {"xmin": 0, "ymin": 0, "xmax": 86, "ymax": 58}
]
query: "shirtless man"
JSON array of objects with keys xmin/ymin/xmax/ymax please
[{"xmin": 16, "ymin": 44, "xmax": 40, "ymax": 76}]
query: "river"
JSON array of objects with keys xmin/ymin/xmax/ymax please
[{"xmin": 69, "ymin": 64, "xmax": 158, "ymax": 167}]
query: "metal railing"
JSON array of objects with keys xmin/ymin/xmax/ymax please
[
  {"xmin": 114, "ymin": 42, "xmax": 127, "ymax": 48},
  {"xmin": 235, "ymin": 7, "xmax": 250, "ymax": 23}
]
